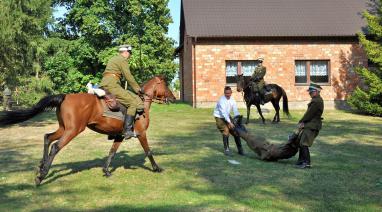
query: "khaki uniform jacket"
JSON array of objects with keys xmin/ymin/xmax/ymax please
[
  {"xmin": 251, "ymin": 66, "xmax": 266, "ymax": 81},
  {"xmin": 251, "ymin": 66, "xmax": 266, "ymax": 92},
  {"xmin": 100, "ymin": 55, "xmax": 140, "ymax": 93},
  {"xmin": 299, "ymin": 95, "xmax": 324, "ymax": 130}
]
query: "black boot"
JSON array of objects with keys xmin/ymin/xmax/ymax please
[
  {"xmin": 296, "ymin": 146, "xmax": 310, "ymax": 169},
  {"xmin": 123, "ymin": 115, "xmax": 136, "ymax": 139},
  {"xmin": 222, "ymin": 135, "xmax": 232, "ymax": 156},
  {"xmin": 260, "ymin": 92, "xmax": 265, "ymax": 105},
  {"xmin": 234, "ymin": 136, "xmax": 245, "ymax": 155},
  {"xmin": 295, "ymin": 147, "xmax": 303, "ymax": 165},
  {"xmin": 306, "ymin": 147, "xmax": 311, "ymax": 167}
]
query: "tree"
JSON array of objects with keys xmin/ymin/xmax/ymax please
[
  {"xmin": 47, "ymin": 0, "xmax": 176, "ymax": 93},
  {"xmin": 348, "ymin": 1, "xmax": 382, "ymax": 116},
  {"xmin": 0, "ymin": 0, "xmax": 53, "ymax": 86}
]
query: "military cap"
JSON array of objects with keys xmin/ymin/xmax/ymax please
[
  {"xmin": 257, "ymin": 57, "xmax": 264, "ymax": 62},
  {"xmin": 118, "ymin": 45, "xmax": 132, "ymax": 52},
  {"xmin": 307, "ymin": 82, "xmax": 322, "ymax": 92}
]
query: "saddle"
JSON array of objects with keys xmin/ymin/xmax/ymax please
[
  {"xmin": 86, "ymin": 83, "xmax": 125, "ymax": 113},
  {"xmin": 103, "ymin": 92, "xmax": 120, "ymax": 111}
]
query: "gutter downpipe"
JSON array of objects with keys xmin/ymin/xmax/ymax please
[{"xmin": 192, "ymin": 36, "xmax": 197, "ymax": 108}]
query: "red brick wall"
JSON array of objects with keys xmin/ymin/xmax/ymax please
[{"xmin": 181, "ymin": 39, "xmax": 367, "ymax": 109}]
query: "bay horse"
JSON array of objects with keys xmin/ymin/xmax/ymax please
[
  {"xmin": 0, "ymin": 76, "xmax": 175, "ymax": 186},
  {"xmin": 236, "ymin": 74, "xmax": 290, "ymax": 124}
]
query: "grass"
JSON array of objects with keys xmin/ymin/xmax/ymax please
[{"xmin": 0, "ymin": 103, "xmax": 381, "ymax": 211}]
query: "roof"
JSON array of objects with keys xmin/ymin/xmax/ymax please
[{"xmin": 181, "ymin": 0, "xmax": 368, "ymax": 38}]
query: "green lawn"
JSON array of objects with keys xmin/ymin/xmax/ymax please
[{"xmin": 0, "ymin": 103, "xmax": 381, "ymax": 211}]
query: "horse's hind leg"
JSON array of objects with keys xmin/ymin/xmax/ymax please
[
  {"xmin": 40, "ymin": 127, "xmax": 64, "ymax": 168},
  {"xmin": 271, "ymin": 100, "xmax": 280, "ymax": 123},
  {"xmin": 103, "ymin": 137, "xmax": 123, "ymax": 177},
  {"xmin": 36, "ymin": 129, "xmax": 83, "ymax": 186}
]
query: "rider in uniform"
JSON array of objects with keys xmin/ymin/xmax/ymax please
[
  {"xmin": 251, "ymin": 57, "xmax": 267, "ymax": 105},
  {"xmin": 100, "ymin": 45, "xmax": 144, "ymax": 139}
]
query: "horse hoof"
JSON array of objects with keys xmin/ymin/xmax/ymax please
[
  {"xmin": 153, "ymin": 167, "xmax": 163, "ymax": 173},
  {"xmin": 35, "ymin": 177, "xmax": 42, "ymax": 186},
  {"xmin": 104, "ymin": 172, "xmax": 112, "ymax": 177}
]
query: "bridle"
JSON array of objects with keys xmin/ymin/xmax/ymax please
[
  {"xmin": 236, "ymin": 74, "xmax": 251, "ymax": 92},
  {"xmin": 236, "ymin": 74, "xmax": 252, "ymax": 102},
  {"xmin": 142, "ymin": 79, "xmax": 171, "ymax": 104}
]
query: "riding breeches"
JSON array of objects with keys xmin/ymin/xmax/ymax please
[
  {"xmin": 252, "ymin": 80, "xmax": 265, "ymax": 94},
  {"xmin": 101, "ymin": 78, "xmax": 144, "ymax": 116}
]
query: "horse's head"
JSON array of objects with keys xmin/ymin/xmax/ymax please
[
  {"xmin": 236, "ymin": 74, "xmax": 245, "ymax": 92},
  {"xmin": 142, "ymin": 75, "xmax": 176, "ymax": 104}
]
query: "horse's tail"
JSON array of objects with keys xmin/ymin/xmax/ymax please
[
  {"xmin": 280, "ymin": 87, "xmax": 290, "ymax": 117},
  {"xmin": 0, "ymin": 94, "xmax": 66, "ymax": 126}
]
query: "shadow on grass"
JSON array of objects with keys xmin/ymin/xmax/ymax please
[
  {"xmin": 153, "ymin": 114, "xmax": 382, "ymax": 211},
  {"xmin": 31, "ymin": 204, "xmax": 212, "ymax": 212},
  {"xmin": 41, "ymin": 151, "xmax": 150, "ymax": 186},
  {"xmin": 1, "ymin": 103, "xmax": 381, "ymax": 210}
]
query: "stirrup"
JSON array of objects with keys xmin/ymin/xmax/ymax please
[{"xmin": 124, "ymin": 131, "xmax": 137, "ymax": 139}]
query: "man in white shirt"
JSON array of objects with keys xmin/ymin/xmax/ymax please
[{"xmin": 213, "ymin": 86, "xmax": 244, "ymax": 156}]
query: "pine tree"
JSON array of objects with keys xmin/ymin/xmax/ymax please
[{"xmin": 348, "ymin": 1, "xmax": 382, "ymax": 116}]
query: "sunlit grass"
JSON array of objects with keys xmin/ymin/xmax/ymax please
[{"xmin": 0, "ymin": 103, "xmax": 381, "ymax": 211}]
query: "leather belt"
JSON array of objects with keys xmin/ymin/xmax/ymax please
[{"xmin": 103, "ymin": 73, "xmax": 120, "ymax": 80}]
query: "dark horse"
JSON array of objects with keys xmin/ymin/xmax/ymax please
[
  {"xmin": 236, "ymin": 74, "xmax": 290, "ymax": 124},
  {"xmin": 0, "ymin": 76, "xmax": 175, "ymax": 185}
]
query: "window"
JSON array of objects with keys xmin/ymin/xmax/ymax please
[
  {"xmin": 295, "ymin": 60, "xmax": 329, "ymax": 84},
  {"xmin": 226, "ymin": 60, "xmax": 260, "ymax": 84}
]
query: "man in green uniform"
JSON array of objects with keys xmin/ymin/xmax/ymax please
[
  {"xmin": 3, "ymin": 86, "xmax": 12, "ymax": 111},
  {"xmin": 232, "ymin": 83, "xmax": 324, "ymax": 167},
  {"xmin": 295, "ymin": 82, "xmax": 324, "ymax": 169},
  {"xmin": 251, "ymin": 57, "xmax": 267, "ymax": 105},
  {"xmin": 100, "ymin": 45, "xmax": 144, "ymax": 139}
]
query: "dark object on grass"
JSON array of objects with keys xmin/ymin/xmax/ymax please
[{"xmin": 233, "ymin": 116, "xmax": 299, "ymax": 161}]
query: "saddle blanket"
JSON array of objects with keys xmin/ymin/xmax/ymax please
[{"xmin": 103, "ymin": 108, "xmax": 124, "ymax": 121}]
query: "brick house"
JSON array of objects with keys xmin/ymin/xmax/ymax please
[{"xmin": 177, "ymin": 0, "xmax": 368, "ymax": 109}]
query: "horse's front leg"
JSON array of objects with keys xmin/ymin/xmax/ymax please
[
  {"xmin": 246, "ymin": 103, "xmax": 251, "ymax": 125},
  {"xmin": 103, "ymin": 137, "xmax": 123, "ymax": 177},
  {"xmin": 255, "ymin": 104, "xmax": 266, "ymax": 124},
  {"xmin": 137, "ymin": 132, "xmax": 162, "ymax": 172}
]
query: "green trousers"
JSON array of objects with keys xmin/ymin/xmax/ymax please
[
  {"xmin": 101, "ymin": 76, "xmax": 144, "ymax": 116},
  {"xmin": 298, "ymin": 128, "xmax": 319, "ymax": 147},
  {"xmin": 252, "ymin": 80, "xmax": 265, "ymax": 95}
]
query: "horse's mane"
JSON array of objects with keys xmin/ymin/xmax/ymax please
[{"xmin": 141, "ymin": 75, "xmax": 166, "ymax": 86}]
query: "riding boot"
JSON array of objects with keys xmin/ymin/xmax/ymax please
[
  {"xmin": 260, "ymin": 91, "xmax": 265, "ymax": 105},
  {"xmin": 222, "ymin": 135, "xmax": 232, "ymax": 156},
  {"xmin": 234, "ymin": 136, "xmax": 245, "ymax": 155},
  {"xmin": 296, "ymin": 146, "xmax": 310, "ymax": 169},
  {"xmin": 123, "ymin": 115, "xmax": 136, "ymax": 139}
]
